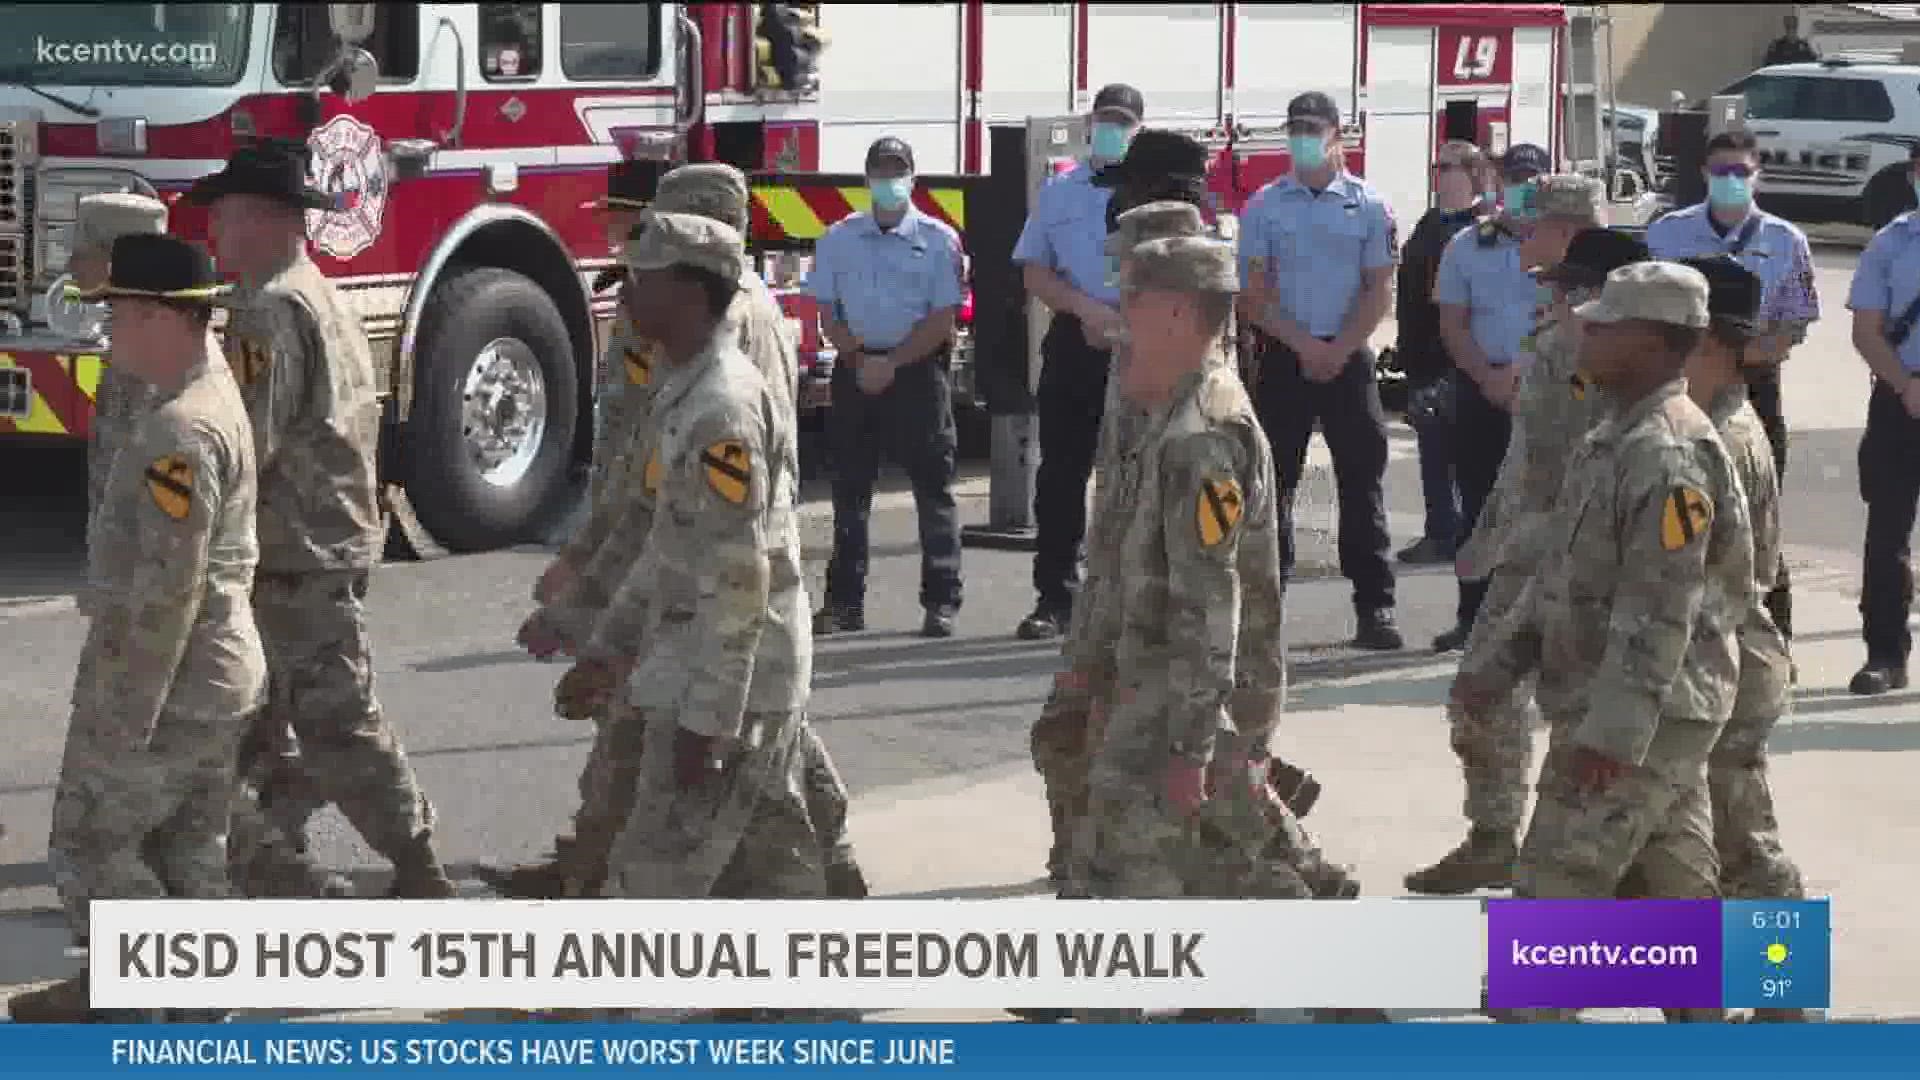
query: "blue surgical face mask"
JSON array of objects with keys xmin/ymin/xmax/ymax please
[
  {"xmin": 1503, "ymin": 183, "xmax": 1536, "ymax": 221},
  {"xmin": 1091, "ymin": 122, "xmax": 1132, "ymax": 162},
  {"xmin": 1707, "ymin": 173, "xmax": 1752, "ymax": 209},
  {"xmin": 1289, "ymin": 136, "xmax": 1328, "ymax": 172},
  {"xmin": 869, "ymin": 175, "xmax": 913, "ymax": 211}
]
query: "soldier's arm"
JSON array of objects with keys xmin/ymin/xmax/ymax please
[
  {"xmin": 94, "ymin": 422, "xmax": 230, "ymax": 746},
  {"xmin": 1573, "ymin": 449, "xmax": 1720, "ymax": 766},
  {"xmin": 235, "ymin": 294, "xmax": 316, "ymax": 471},
  {"xmin": 1159, "ymin": 429, "xmax": 1250, "ymax": 762},
  {"xmin": 1457, "ymin": 572, "xmax": 1544, "ymax": 694},
  {"xmin": 547, "ymin": 477, "xmax": 660, "ymax": 646},
  {"xmin": 1229, "ymin": 433, "xmax": 1287, "ymax": 750},
  {"xmin": 628, "ymin": 408, "xmax": 773, "ymax": 741}
]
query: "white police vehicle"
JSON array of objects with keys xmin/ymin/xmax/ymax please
[{"xmin": 1710, "ymin": 59, "xmax": 1920, "ymax": 228}]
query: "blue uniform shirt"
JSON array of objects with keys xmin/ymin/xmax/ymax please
[
  {"xmin": 1847, "ymin": 210, "xmax": 1920, "ymax": 373},
  {"xmin": 809, "ymin": 206, "xmax": 966, "ymax": 350},
  {"xmin": 1646, "ymin": 203, "xmax": 1820, "ymax": 327},
  {"xmin": 1434, "ymin": 222, "xmax": 1537, "ymax": 368},
  {"xmin": 1011, "ymin": 163, "xmax": 1117, "ymax": 306},
  {"xmin": 1238, "ymin": 173, "xmax": 1396, "ymax": 339}
]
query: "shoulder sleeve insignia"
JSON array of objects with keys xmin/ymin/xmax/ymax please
[
  {"xmin": 1659, "ymin": 486, "xmax": 1713, "ymax": 552},
  {"xmin": 642, "ymin": 450, "xmax": 662, "ymax": 496},
  {"xmin": 1195, "ymin": 475, "xmax": 1245, "ymax": 548},
  {"xmin": 1570, "ymin": 371, "xmax": 1589, "ymax": 400},
  {"xmin": 144, "ymin": 454, "xmax": 195, "ymax": 521},
  {"xmin": 230, "ymin": 336, "xmax": 272, "ymax": 387},
  {"xmin": 624, "ymin": 343, "xmax": 654, "ymax": 387},
  {"xmin": 700, "ymin": 439, "xmax": 752, "ymax": 505}
]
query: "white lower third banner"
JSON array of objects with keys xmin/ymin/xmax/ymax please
[{"xmin": 89, "ymin": 899, "xmax": 1486, "ymax": 1011}]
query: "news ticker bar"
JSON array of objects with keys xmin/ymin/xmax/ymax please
[{"xmin": 87, "ymin": 898, "xmax": 1829, "ymax": 1012}]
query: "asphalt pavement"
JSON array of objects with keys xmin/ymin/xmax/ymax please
[{"xmin": 1, "ymin": 241, "xmax": 1914, "ymax": 1023}]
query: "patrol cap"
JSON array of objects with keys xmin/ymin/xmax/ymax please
[
  {"xmin": 1121, "ymin": 235, "xmax": 1237, "ymax": 296},
  {"xmin": 1573, "ymin": 260, "xmax": 1710, "ymax": 329},
  {"xmin": 1092, "ymin": 83, "xmax": 1144, "ymax": 124},
  {"xmin": 1536, "ymin": 227, "xmax": 1649, "ymax": 286},
  {"xmin": 1092, "ymin": 128, "xmax": 1209, "ymax": 192},
  {"xmin": 1679, "ymin": 254, "xmax": 1762, "ymax": 335},
  {"xmin": 1532, "ymin": 174, "xmax": 1606, "ymax": 222},
  {"xmin": 864, "ymin": 136, "xmax": 915, "ymax": 173},
  {"xmin": 1105, "ymin": 201, "xmax": 1205, "ymax": 257},
  {"xmin": 1286, "ymin": 91, "xmax": 1340, "ymax": 131},
  {"xmin": 654, "ymin": 163, "xmax": 750, "ymax": 234},
  {"xmin": 75, "ymin": 192, "xmax": 167, "ymax": 259},
  {"xmin": 1501, "ymin": 143, "xmax": 1550, "ymax": 180},
  {"xmin": 623, "ymin": 209, "xmax": 746, "ymax": 283}
]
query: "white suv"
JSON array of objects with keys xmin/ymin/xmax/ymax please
[{"xmin": 1706, "ymin": 60, "xmax": 1920, "ymax": 228}]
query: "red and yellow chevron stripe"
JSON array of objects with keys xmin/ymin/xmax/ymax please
[
  {"xmin": 0, "ymin": 349, "xmax": 101, "ymax": 439},
  {"xmin": 749, "ymin": 183, "xmax": 967, "ymax": 245}
]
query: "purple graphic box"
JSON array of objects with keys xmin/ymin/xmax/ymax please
[{"xmin": 1486, "ymin": 899, "xmax": 1723, "ymax": 1009}]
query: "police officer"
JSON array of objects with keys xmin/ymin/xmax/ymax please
[
  {"xmin": 1240, "ymin": 91, "xmax": 1401, "ymax": 649},
  {"xmin": 811, "ymin": 136, "xmax": 967, "ymax": 638},
  {"xmin": 1843, "ymin": 140, "xmax": 1920, "ymax": 696},
  {"xmin": 190, "ymin": 141, "xmax": 454, "ymax": 897},
  {"xmin": 1012, "ymin": 83, "xmax": 1146, "ymax": 641},
  {"xmin": 13, "ymin": 235, "xmax": 261, "ymax": 1022},
  {"xmin": 1394, "ymin": 141, "xmax": 1489, "ymax": 565},
  {"xmin": 1647, "ymin": 130, "xmax": 1817, "ymax": 642}
]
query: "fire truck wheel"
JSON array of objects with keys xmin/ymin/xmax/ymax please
[{"xmin": 405, "ymin": 266, "xmax": 579, "ymax": 552}]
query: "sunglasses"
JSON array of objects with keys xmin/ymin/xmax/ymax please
[{"xmin": 1708, "ymin": 164, "xmax": 1755, "ymax": 179}]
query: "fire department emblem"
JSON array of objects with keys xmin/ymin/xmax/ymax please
[{"xmin": 305, "ymin": 115, "xmax": 389, "ymax": 260}]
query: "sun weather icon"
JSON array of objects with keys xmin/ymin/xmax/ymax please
[{"xmin": 1766, "ymin": 940, "xmax": 1789, "ymax": 967}]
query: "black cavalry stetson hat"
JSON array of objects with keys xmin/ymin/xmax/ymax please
[
  {"xmin": 185, "ymin": 138, "xmax": 330, "ymax": 211},
  {"xmin": 1536, "ymin": 227, "xmax": 1649, "ymax": 287},
  {"xmin": 83, "ymin": 234, "xmax": 231, "ymax": 305},
  {"xmin": 1093, "ymin": 128, "xmax": 1210, "ymax": 191},
  {"xmin": 583, "ymin": 158, "xmax": 666, "ymax": 212},
  {"xmin": 1680, "ymin": 254, "xmax": 1762, "ymax": 335}
]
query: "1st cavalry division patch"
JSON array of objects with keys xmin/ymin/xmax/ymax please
[
  {"xmin": 145, "ymin": 454, "xmax": 195, "ymax": 521},
  {"xmin": 1659, "ymin": 486, "xmax": 1713, "ymax": 552},
  {"xmin": 228, "ymin": 336, "xmax": 271, "ymax": 386},
  {"xmin": 1196, "ymin": 476, "xmax": 1244, "ymax": 547},
  {"xmin": 624, "ymin": 344, "xmax": 654, "ymax": 386},
  {"xmin": 701, "ymin": 440, "xmax": 752, "ymax": 505},
  {"xmin": 642, "ymin": 450, "xmax": 662, "ymax": 496}
]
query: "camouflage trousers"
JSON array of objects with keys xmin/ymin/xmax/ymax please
[
  {"xmin": 1029, "ymin": 682, "xmax": 1102, "ymax": 888},
  {"xmin": 605, "ymin": 709, "xmax": 828, "ymax": 900},
  {"xmin": 1708, "ymin": 709, "xmax": 1804, "ymax": 900},
  {"xmin": 567, "ymin": 701, "xmax": 858, "ymax": 897},
  {"xmin": 1516, "ymin": 713, "xmax": 1720, "ymax": 901},
  {"xmin": 49, "ymin": 648, "xmax": 249, "ymax": 942},
  {"xmin": 1454, "ymin": 566, "xmax": 1537, "ymax": 833},
  {"xmin": 253, "ymin": 569, "xmax": 435, "ymax": 863}
]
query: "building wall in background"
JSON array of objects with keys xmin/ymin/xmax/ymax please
[{"xmin": 1607, "ymin": 3, "xmax": 1803, "ymax": 108}]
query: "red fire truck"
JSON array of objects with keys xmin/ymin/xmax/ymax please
[{"xmin": 0, "ymin": 2, "xmax": 1569, "ymax": 554}]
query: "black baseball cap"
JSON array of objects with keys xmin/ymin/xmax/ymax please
[
  {"xmin": 1092, "ymin": 83, "xmax": 1144, "ymax": 123},
  {"xmin": 1286, "ymin": 92, "xmax": 1340, "ymax": 131},
  {"xmin": 1537, "ymin": 227, "xmax": 1649, "ymax": 286},
  {"xmin": 865, "ymin": 136, "xmax": 915, "ymax": 173},
  {"xmin": 1680, "ymin": 254, "xmax": 1762, "ymax": 335},
  {"xmin": 1502, "ymin": 143, "xmax": 1550, "ymax": 180}
]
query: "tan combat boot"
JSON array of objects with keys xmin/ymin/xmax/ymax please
[{"xmin": 1404, "ymin": 827, "xmax": 1518, "ymax": 895}]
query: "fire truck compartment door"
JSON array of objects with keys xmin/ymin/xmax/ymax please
[
  {"xmin": 1509, "ymin": 27, "xmax": 1555, "ymax": 155},
  {"xmin": 1365, "ymin": 25, "xmax": 1438, "ymax": 233}
]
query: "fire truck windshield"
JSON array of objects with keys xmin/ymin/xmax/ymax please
[{"xmin": 0, "ymin": 3, "xmax": 249, "ymax": 88}]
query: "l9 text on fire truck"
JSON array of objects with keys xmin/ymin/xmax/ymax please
[{"xmin": 0, "ymin": 2, "xmax": 1572, "ymax": 553}]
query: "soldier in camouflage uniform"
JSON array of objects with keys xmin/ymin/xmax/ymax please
[
  {"xmin": 560, "ymin": 212, "xmax": 827, "ymax": 909},
  {"xmin": 190, "ymin": 141, "xmax": 454, "ymax": 898},
  {"xmin": 1408, "ymin": 225, "xmax": 1648, "ymax": 894},
  {"xmin": 73, "ymin": 194, "xmax": 166, "ymax": 535},
  {"xmin": 504, "ymin": 167, "xmax": 865, "ymax": 902},
  {"xmin": 1678, "ymin": 258, "xmax": 1806, "ymax": 1025},
  {"xmin": 1457, "ymin": 262, "xmax": 1751, "ymax": 1023},
  {"xmin": 12, "ymin": 235, "xmax": 261, "ymax": 1022}
]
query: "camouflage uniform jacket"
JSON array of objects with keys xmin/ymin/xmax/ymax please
[
  {"xmin": 223, "ymin": 255, "xmax": 383, "ymax": 572},
  {"xmin": 1458, "ymin": 315, "xmax": 1605, "ymax": 578},
  {"xmin": 564, "ymin": 306, "xmax": 660, "ymax": 567},
  {"xmin": 586, "ymin": 330, "xmax": 809, "ymax": 737},
  {"xmin": 1462, "ymin": 379, "xmax": 1752, "ymax": 766},
  {"xmin": 88, "ymin": 353, "xmax": 265, "ymax": 734},
  {"xmin": 555, "ymin": 272, "xmax": 799, "ymax": 647},
  {"xmin": 1110, "ymin": 362, "xmax": 1284, "ymax": 764},
  {"xmin": 1707, "ymin": 384, "xmax": 1791, "ymax": 733}
]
